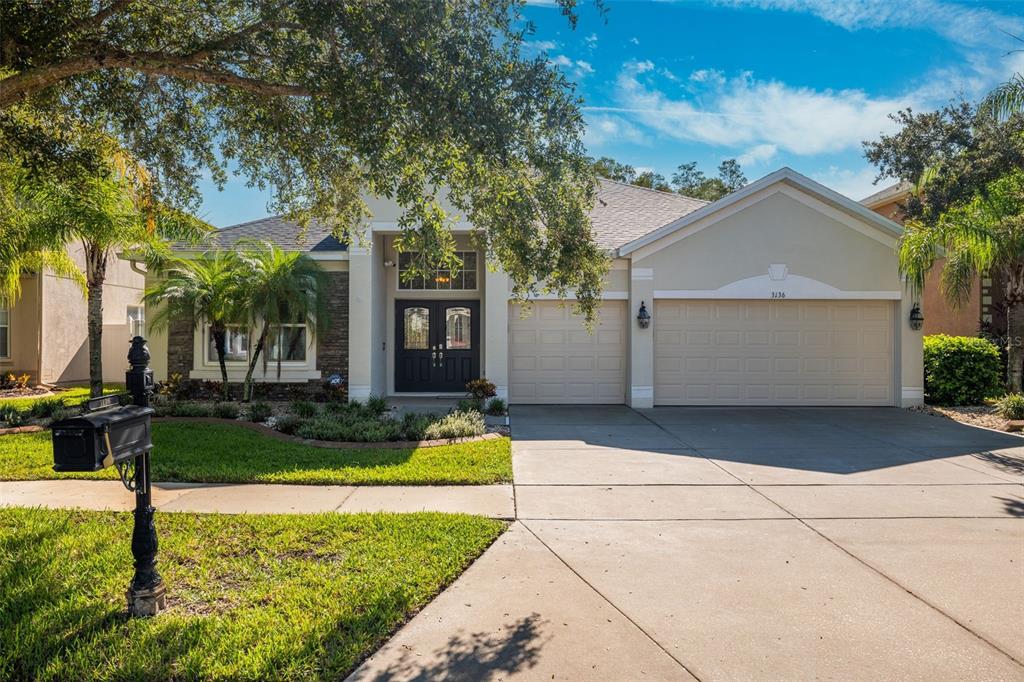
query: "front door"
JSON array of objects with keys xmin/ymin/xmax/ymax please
[{"xmin": 395, "ymin": 300, "xmax": 480, "ymax": 392}]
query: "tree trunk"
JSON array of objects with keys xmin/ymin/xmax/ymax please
[
  {"xmin": 1005, "ymin": 265, "xmax": 1024, "ymax": 393},
  {"xmin": 85, "ymin": 244, "xmax": 108, "ymax": 398},
  {"xmin": 211, "ymin": 324, "xmax": 230, "ymax": 400},
  {"xmin": 242, "ymin": 323, "xmax": 269, "ymax": 402}
]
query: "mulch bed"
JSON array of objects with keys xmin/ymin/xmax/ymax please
[
  {"xmin": 909, "ymin": 404, "xmax": 1023, "ymax": 436},
  {"xmin": 155, "ymin": 416, "xmax": 506, "ymax": 449}
]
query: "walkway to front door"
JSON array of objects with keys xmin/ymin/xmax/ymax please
[{"xmin": 394, "ymin": 300, "xmax": 480, "ymax": 392}]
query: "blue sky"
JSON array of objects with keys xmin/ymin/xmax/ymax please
[{"xmin": 197, "ymin": 0, "xmax": 1024, "ymax": 227}]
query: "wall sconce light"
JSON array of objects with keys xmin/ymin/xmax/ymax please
[
  {"xmin": 909, "ymin": 303, "xmax": 924, "ymax": 331},
  {"xmin": 383, "ymin": 259, "xmax": 395, "ymax": 268},
  {"xmin": 637, "ymin": 301, "xmax": 651, "ymax": 329}
]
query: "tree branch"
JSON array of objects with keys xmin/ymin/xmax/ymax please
[
  {"xmin": 70, "ymin": 0, "xmax": 136, "ymax": 35},
  {"xmin": 0, "ymin": 50, "xmax": 309, "ymax": 108}
]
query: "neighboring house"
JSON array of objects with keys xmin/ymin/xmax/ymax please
[
  {"xmin": 2, "ymin": 244, "xmax": 145, "ymax": 385},
  {"xmin": 144, "ymin": 168, "xmax": 924, "ymax": 407},
  {"xmin": 861, "ymin": 183, "xmax": 1005, "ymax": 339}
]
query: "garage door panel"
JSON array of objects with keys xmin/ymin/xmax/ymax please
[
  {"xmin": 509, "ymin": 301, "xmax": 626, "ymax": 404},
  {"xmin": 655, "ymin": 300, "xmax": 894, "ymax": 406}
]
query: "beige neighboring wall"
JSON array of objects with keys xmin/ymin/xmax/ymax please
[
  {"xmin": 38, "ymin": 245, "xmax": 144, "ymax": 385},
  {"xmin": 1, "ymin": 275, "xmax": 42, "ymax": 381}
]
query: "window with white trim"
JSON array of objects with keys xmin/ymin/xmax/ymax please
[
  {"xmin": 127, "ymin": 306, "xmax": 145, "ymax": 338},
  {"xmin": 398, "ymin": 251, "xmax": 478, "ymax": 290},
  {"xmin": 0, "ymin": 307, "xmax": 9, "ymax": 359},
  {"xmin": 267, "ymin": 324, "xmax": 307, "ymax": 362},
  {"xmin": 206, "ymin": 325, "xmax": 249, "ymax": 364}
]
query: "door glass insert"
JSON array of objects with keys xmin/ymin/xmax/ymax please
[
  {"xmin": 404, "ymin": 307, "xmax": 430, "ymax": 349},
  {"xmin": 445, "ymin": 306, "xmax": 471, "ymax": 349}
]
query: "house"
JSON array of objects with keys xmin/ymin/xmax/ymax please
[
  {"xmin": 1, "ymin": 245, "xmax": 145, "ymax": 385},
  {"xmin": 143, "ymin": 168, "xmax": 924, "ymax": 407},
  {"xmin": 861, "ymin": 183, "xmax": 1004, "ymax": 339}
]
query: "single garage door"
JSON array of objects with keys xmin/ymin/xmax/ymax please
[
  {"xmin": 509, "ymin": 301, "xmax": 627, "ymax": 403},
  {"xmin": 654, "ymin": 300, "xmax": 894, "ymax": 406}
]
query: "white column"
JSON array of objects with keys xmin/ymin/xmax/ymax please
[
  {"xmin": 348, "ymin": 246, "xmax": 374, "ymax": 400},
  {"xmin": 899, "ymin": 294, "xmax": 924, "ymax": 407},
  {"xmin": 628, "ymin": 266, "xmax": 655, "ymax": 408},
  {"xmin": 484, "ymin": 266, "xmax": 510, "ymax": 400}
]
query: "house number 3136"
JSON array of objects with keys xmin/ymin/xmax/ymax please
[{"xmin": 770, "ymin": 291, "xmax": 786, "ymax": 299}]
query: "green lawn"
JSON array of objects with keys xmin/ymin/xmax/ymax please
[
  {"xmin": 0, "ymin": 421, "xmax": 512, "ymax": 485},
  {"xmin": 0, "ymin": 507, "xmax": 505, "ymax": 681},
  {"xmin": 0, "ymin": 385, "xmax": 122, "ymax": 413}
]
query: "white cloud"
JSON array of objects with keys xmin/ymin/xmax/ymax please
[
  {"xmin": 716, "ymin": 0, "xmax": 1024, "ymax": 49},
  {"xmin": 629, "ymin": 37, "xmax": 640, "ymax": 45},
  {"xmin": 551, "ymin": 54, "xmax": 596, "ymax": 79},
  {"xmin": 737, "ymin": 143, "xmax": 778, "ymax": 166},
  {"xmin": 584, "ymin": 114, "xmax": 650, "ymax": 147},
  {"xmin": 585, "ymin": 33, "xmax": 599, "ymax": 48},
  {"xmin": 523, "ymin": 39, "xmax": 558, "ymax": 52},
  {"xmin": 608, "ymin": 61, "xmax": 913, "ymax": 155},
  {"xmin": 811, "ymin": 165, "xmax": 882, "ymax": 201}
]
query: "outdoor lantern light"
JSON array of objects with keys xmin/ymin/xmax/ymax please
[
  {"xmin": 637, "ymin": 301, "xmax": 651, "ymax": 329},
  {"xmin": 909, "ymin": 303, "xmax": 924, "ymax": 331}
]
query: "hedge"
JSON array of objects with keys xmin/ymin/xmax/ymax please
[{"xmin": 923, "ymin": 334, "xmax": 1003, "ymax": 405}]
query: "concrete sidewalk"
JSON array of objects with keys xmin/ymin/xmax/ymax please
[{"xmin": 0, "ymin": 480, "xmax": 515, "ymax": 518}]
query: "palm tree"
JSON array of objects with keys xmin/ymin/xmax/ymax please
[
  {"xmin": 980, "ymin": 73, "xmax": 1024, "ymax": 121},
  {"xmin": 234, "ymin": 241, "xmax": 328, "ymax": 402},
  {"xmin": 899, "ymin": 171, "xmax": 1024, "ymax": 390},
  {"xmin": 143, "ymin": 253, "xmax": 244, "ymax": 400},
  {"xmin": 31, "ymin": 146, "xmax": 207, "ymax": 396}
]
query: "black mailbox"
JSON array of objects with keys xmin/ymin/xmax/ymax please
[{"xmin": 52, "ymin": 404, "xmax": 155, "ymax": 472}]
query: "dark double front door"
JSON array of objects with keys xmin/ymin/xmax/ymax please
[{"xmin": 395, "ymin": 300, "xmax": 480, "ymax": 392}]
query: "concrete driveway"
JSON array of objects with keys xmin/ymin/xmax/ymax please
[{"xmin": 350, "ymin": 407, "xmax": 1024, "ymax": 681}]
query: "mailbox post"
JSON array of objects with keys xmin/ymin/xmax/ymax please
[{"xmin": 124, "ymin": 336, "xmax": 165, "ymax": 617}]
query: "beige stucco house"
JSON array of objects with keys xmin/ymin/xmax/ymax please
[
  {"xmin": 145, "ymin": 167, "xmax": 925, "ymax": 407},
  {"xmin": 1, "ymin": 244, "xmax": 145, "ymax": 385}
]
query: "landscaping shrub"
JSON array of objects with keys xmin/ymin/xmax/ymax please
[
  {"xmin": 365, "ymin": 394, "xmax": 388, "ymax": 417},
  {"xmin": 29, "ymin": 397, "xmax": 70, "ymax": 419},
  {"xmin": 290, "ymin": 400, "xmax": 320, "ymax": 418},
  {"xmin": 424, "ymin": 410, "xmax": 486, "ymax": 440},
  {"xmin": 923, "ymin": 335, "xmax": 1003, "ymax": 405},
  {"xmin": 159, "ymin": 402, "xmax": 214, "ymax": 418},
  {"xmin": 297, "ymin": 414, "xmax": 403, "ymax": 442},
  {"xmin": 456, "ymin": 398, "xmax": 483, "ymax": 414},
  {"xmin": 0, "ymin": 404, "xmax": 26, "ymax": 427},
  {"xmin": 274, "ymin": 414, "xmax": 306, "ymax": 435},
  {"xmin": 0, "ymin": 372, "xmax": 30, "ymax": 390},
  {"xmin": 247, "ymin": 402, "xmax": 273, "ymax": 423},
  {"xmin": 996, "ymin": 393, "xmax": 1024, "ymax": 420},
  {"xmin": 465, "ymin": 378, "xmax": 496, "ymax": 400},
  {"xmin": 212, "ymin": 402, "xmax": 240, "ymax": 419},
  {"xmin": 485, "ymin": 397, "xmax": 507, "ymax": 416},
  {"xmin": 400, "ymin": 412, "xmax": 435, "ymax": 441}
]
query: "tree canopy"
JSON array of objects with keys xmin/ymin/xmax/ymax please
[
  {"xmin": 591, "ymin": 156, "xmax": 747, "ymax": 201},
  {"xmin": 0, "ymin": 0, "xmax": 607, "ymax": 319}
]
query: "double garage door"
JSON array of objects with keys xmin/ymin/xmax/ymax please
[{"xmin": 508, "ymin": 299, "xmax": 894, "ymax": 406}]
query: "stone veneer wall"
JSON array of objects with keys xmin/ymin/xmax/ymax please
[
  {"xmin": 167, "ymin": 312, "xmax": 195, "ymax": 377},
  {"xmin": 316, "ymin": 271, "xmax": 349, "ymax": 382}
]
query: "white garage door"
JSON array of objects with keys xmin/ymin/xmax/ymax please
[
  {"xmin": 509, "ymin": 301, "xmax": 627, "ymax": 404},
  {"xmin": 655, "ymin": 300, "xmax": 894, "ymax": 406}
]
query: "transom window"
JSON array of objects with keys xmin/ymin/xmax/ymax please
[
  {"xmin": 398, "ymin": 251, "xmax": 478, "ymax": 290},
  {"xmin": 0, "ymin": 307, "xmax": 9, "ymax": 359}
]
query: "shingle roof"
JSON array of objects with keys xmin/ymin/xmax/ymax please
[
  {"xmin": 194, "ymin": 179, "xmax": 707, "ymax": 253},
  {"xmin": 186, "ymin": 216, "xmax": 346, "ymax": 252},
  {"xmin": 860, "ymin": 181, "xmax": 912, "ymax": 208},
  {"xmin": 590, "ymin": 178, "xmax": 708, "ymax": 250}
]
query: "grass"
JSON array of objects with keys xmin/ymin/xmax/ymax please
[
  {"xmin": 0, "ymin": 385, "xmax": 123, "ymax": 414},
  {"xmin": 0, "ymin": 421, "xmax": 512, "ymax": 485},
  {"xmin": 0, "ymin": 507, "xmax": 505, "ymax": 681}
]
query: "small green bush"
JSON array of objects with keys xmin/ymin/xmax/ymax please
[
  {"xmin": 166, "ymin": 402, "xmax": 214, "ymax": 418},
  {"xmin": 485, "ymin": 397, "xmax": 507, "ymax": 416},
  {"xmin": 212, "ymin": 402, "xmax": 240, "ymax": 419},
  {"xmin": 29, "ymin": 397, "xmax": 69, "ymax": 419},
  {"xmin": 365, "ymin": 394, "xmax": 388, "ymax": 417},
  {"xmin": 297, "ymin": 415, "xmax": 402, "ymax": 442},
  {"xmin": 465, "ymin": 378, "xmax": 497, "ymax": 400},
  {"xmin": 0, "ymin": 404, "xmax": 26, "ymax": 427},
  {"xmin": 996, "ymin": 393, "xmax": 1024, "ymax": 420},
  {"xmin": 274, "ymin": 414, "xmax": 306, "ymax": 435},
  {"xmin": 923, "ymin": 335, "xmax": 1003, "ymax": 405},
  {"xmin": 424, "ymin": 410, "xmax": 486, "ymax": 440},
  {"xmin": 456, "ymin": 398, "xmax": 483, "ymax": 414},
  {"xmin": 289, "ymin": 400, "xmax": 319, "ymax": 418},
  {"xmin": 247, "ymin": 402, "xmax": 273, "ymax": 423},
  {"xmin": 400, "ymin": 412, "xmax": 435, "ymax": 441}
]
